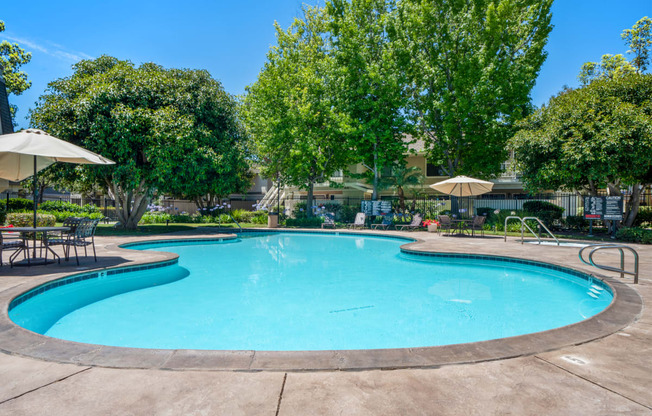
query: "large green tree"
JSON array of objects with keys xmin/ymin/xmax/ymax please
[
  {"xmin": 30, "ymin": 56, "xmax": 251, "ymax": 229},
  {"xmin": 326, "ymin": 0, "xmax": 411, "ymax": 200},
  {"xmin": 395, "ymin": 0, "xmax": 552, "ymax": 178},
  {"xmin": 0, "ymin": 20, "xmax": 32, "ymax": 124},
  {"xmin": 510, "ymin": 74, "xmax": 652, "ymax": 227},
  {"xmin": 245, "ymin": 6, "xmax": 353, "ymax": 216}
]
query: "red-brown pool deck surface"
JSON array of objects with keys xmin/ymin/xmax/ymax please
[{"xmin": 0, "ymin": 228, "xmax": 650, "ymax": 415}]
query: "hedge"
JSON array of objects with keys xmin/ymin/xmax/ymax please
[
  {"xmin": 616, "ymin": 227, "xmax": 652, "ymax": 244},
  {"xmin": 6, "ymin": 213, "xmax": 56, "ymax": 227}
]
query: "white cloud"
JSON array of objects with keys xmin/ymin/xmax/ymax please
[{"xmin": 4, "ymin": 34, "xmax": 94, "ymax": 63}]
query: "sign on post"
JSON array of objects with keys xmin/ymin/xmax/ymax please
[
  {"xmin": 361, "ymin": 200, "xmax": 392, "ymax": 216},
  {"xmin": 583, "ymin": 196, "xmax": 623, "ymax": 221}
]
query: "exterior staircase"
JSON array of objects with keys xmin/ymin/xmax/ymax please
[{"xmin": 259, "ymin": 184, "xmax": 285, "ymax": 211}]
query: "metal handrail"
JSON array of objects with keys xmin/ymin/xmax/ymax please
[
  {"xmin": 504, "ymin": 216, "xmax": 559, "ymax": 245},
  {"xmin": 216, "ymin": 213, "xmax": 243, "ymax": 233},
  {"xmin": 579, "ymin": 244, "xmax": 639, "ymax": 284},
  {"xmin": 228, "ymin": 214, "xmax": 243, "ymax": 233}
]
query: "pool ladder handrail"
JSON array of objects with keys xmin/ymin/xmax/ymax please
[
  {"xmin": 216, "ymin": 213, "xmax": 243, "ymax": 233},
  {"xmin": 227, "ymin": 214, "xmax": 243, "ymax": 233},
  {"xmin": 579, "ymin": 244, "xmax": 639, "ymax": 284},
  {"xmin": 504, "ymin": 216, "xmax": 560, "ymax": 245}
]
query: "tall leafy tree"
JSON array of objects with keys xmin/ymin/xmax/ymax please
[
  {"xmin": 245, "ymin": 6, "xmax": 353, "ymax": 216},
  {"xmin": 0, "ymin": 20, "xmax": 32, "ymax": 124},
  {"xmin": 510, "ymin": 74, "xmax": 652, "ymax": 227},
  {"xmin": 622, "ymin": 16, "xmax": 652, "ymax": 73},
  {"xmin": 326, "ymin": 0, "xmax": 411, "ymax": 200},
  {"xmin": 30, "ymin": 56, "xmax": 251, "ymax": 229},
  {"xmin": 395, "ymin": 0, "xmax": 552, "ymax": 178}
]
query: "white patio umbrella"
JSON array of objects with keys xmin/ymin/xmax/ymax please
[
  {"xmin": 430, "ymin": 175, "xmax": 494, "ymax": 217},
  {"xmin": 0, "ymin": 129, "xmax": 114, "ymax": 230},
  {"xmin": 429, "ymin": 175, "xmax": 494, "ymax": 197}
]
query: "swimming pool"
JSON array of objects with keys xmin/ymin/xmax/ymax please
[{"xmin": 9, "ymin": 232, "xmax": 612, "ymax": 351}]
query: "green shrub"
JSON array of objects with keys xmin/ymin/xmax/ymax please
[
  {"xmin": 475, "ymin": 207, "xmax": 499, "ymax": 226},
  {"xmin": 565, "ymin": 215, "xmax": 589, "ymax": 230},
  {"xmin": 616, "ymin": 227, "xmax": 652, "ymax": 244},
  {"xmin": 339, "ymin": 204, "xmax": 358, "ymax": 223},
  {"xmin": 292, "ymin": 202, "xmax": 308, "ymax": 219},
  {"xmin": 522, "ymin": 200, "xmax": 564, "ymax": 227},
  {"xmin": 251, "ymin": 211, "xmax": 268, "ymax": 225},
  {"xmin": 38, "ymin": 200, "xmax": 100, "ymax": 214},
  {"xmin": 0, "ymin": 204, "xmax": 5, "ymax": 225},
  {"xmin": 0, "ymin": 198, "xmax": 34, "ymax": 212},
  {"xmin": 140, "ymin": 212, "xmax": 172, "ymax": 224},
  {"xmin": 634, "ymin": 206, "xmax": 652, "ymax": 227},
  {"xmin": 39, "ymin": 210, "xmax": 103, "ymax": 222},
  {"xmin": 6, "ymin": 213, "xmax": 56, "ymax": 227},
  {"xmin": 285, "ymin": 217, "xmax": 324, "ymax": 227},
  {"xmin": 231, "ymin": 209, "xmax": 256, "ymax": 223}
]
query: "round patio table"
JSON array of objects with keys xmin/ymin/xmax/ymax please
[{"xmin": 4, "ymin": 226, "xmax": 70, "ymax": 266}]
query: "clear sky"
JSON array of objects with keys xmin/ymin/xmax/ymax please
[{"xmin": 2, "ymin": 0, "xmax": 651, "ymax": 129}]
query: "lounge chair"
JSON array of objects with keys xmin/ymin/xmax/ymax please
[
  {"xmin": 371, "ymin": 214, "xmax": 394, "ymax": 230},
  {"xmin": 0, "ymin": 229, "xmax": 28, "ymax": 267},
  {"xmin": 321, "ymin": 212, "xmax": 336, "ymax": 229},
  {"xmin": 395, "ymin": 213, "xmax": 423, "ymax": 231},
  {"xmin": 470, "ymin": 215, "xmax": 486, "ymax": 237},
  {"xmin": 437, "ymin": 215, "xmax": 454, "ymax": 235},
  {"xmin": 347, "ymin": 212, "xmax": 366, "ymax": 229}
]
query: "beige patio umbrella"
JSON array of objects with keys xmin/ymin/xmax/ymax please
[
  {"xmin": 0, "ymin": 129, "xmax": 115, "ymax": 230},
  {"xmin": 430, "ymin": 175, "xmax": 494, "ymax": 217},
  {"xmin": 429, "ymin": 175, "xmax": 494, "ymax": 197}
]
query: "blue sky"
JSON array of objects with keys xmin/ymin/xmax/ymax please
[{"xmin": 2, "ymin": 0, "xmax": 651, "ymax": 129}]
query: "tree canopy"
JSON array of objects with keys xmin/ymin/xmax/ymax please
[
  {"xmin": 395, "ymin": 0, "xmax": 552, "ymax": 178},
  {"xmin": 30, "ymin": 56, "xmax": 251, "ymax": 228},
  {"xmin": 510, "ymin": 74, "xmax": 652, "ymax": 226},
  {"xmin": 0, "ymin": 20, "xmax": 32, "ymax": 123},
  {"xmin": 244, "ymin": 6, "xmax": 353, "ymax": 215},
  {"xmin": 327, "ymin": 0, "xmax": 411, "ymax": 199}
]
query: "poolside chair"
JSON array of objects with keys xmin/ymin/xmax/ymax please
[
  {"xmin": 347, "ymin": 212, "xmax": 366, "ymax": 229},
  {"xmin": 395, "ymin": 213, "xmax": 423, "ymax": 231},
  {"xmin": 61, "ymin": 218, "xmax": 101, "ymax": 265},
  {"xmin": 0, "ymin": 229, "xmax": 28, "ymax": 267},
  {"xmin": 371, "ymin": 214, "xmax": 394, "ymax": 230},
  {"xmin": 470, "ymin": 215, "xmax": 486, "ymax": 237},
  {"xmin": 437, "ymin": 215, "xmax": 454, "ymax": 236},
  {"xmin": 321, "ymin": 212, "xmax": 336, "ymax": 229}
]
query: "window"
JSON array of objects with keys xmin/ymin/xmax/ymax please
[{"xmin": 426, "ymin": 162, "xmax": 446, "ymax": 177}]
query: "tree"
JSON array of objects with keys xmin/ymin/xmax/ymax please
[
  {"xmin": 622, "ymin": 16, "xmax": 652, "ymax": 73},
  {"xmin": 0, "ymin": 20, "xmax": 32, "ymax": 124},
  {"xmin": 395, "ymin": 0, "xmax": 553, "ymax": 178},
  {"xmin": 578, "ymin": 54, "xmax": 636, "ymax": 85},
  {"xmin": 510, "ymin": 74, "xmax": 652, "ymax": 227},
  {"xmin": 30, "ymin": 56, "xmax": 251, "ymax": 229},
  {"xmin": 378, "ymin": 164, "xmax": 424, "ymax": 212},
  {"xmin": 244, "ymin": 6, "xmax": 353, "ymax": 217},
  {"xmin": 579, "ymin": 17, "xmax": 651, "ymax": 85},
  {"xmin": 326, "ymin": 0, "xmax": 411, "ymax": 200}
]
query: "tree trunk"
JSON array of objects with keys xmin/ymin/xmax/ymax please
[
  {"xmin": 398, "ymin": 186, "xmax": 405, "ymax": 212},
  {"xmin": 106, "ymin": 180, "xmax": 151, "ymax": 230},
  {"xmin": 306, "ymin": 182, "xmax": 314, "ymax": 218},
  {"xmin": 372, "ymin": 141, "xmax": 379, "ymax": 200},
  {"xmin": 623, "ymin": 183, "xmax": 643, "ymax": 227}
]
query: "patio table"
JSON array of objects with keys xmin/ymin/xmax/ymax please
[
  {"xmin": 452, "ymin": 219, "xmax": 473, "ymax": 235},
  {"xmin": 5, "ymin": 226, "xmax": 70, "ymax": 266}
]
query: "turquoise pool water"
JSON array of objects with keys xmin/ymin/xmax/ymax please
[{"xmin": 9, "ymin": 233, "xmax": 612, "ymax": 351}]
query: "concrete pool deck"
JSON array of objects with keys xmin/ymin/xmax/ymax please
[{"xmin": 0, "ymin": 229, "xmax": 650, "ymax": 415}]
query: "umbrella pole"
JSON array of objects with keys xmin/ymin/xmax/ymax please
[{"xmin": 33, "ymin": 155, "xmax": 37, "ymax": 258}]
